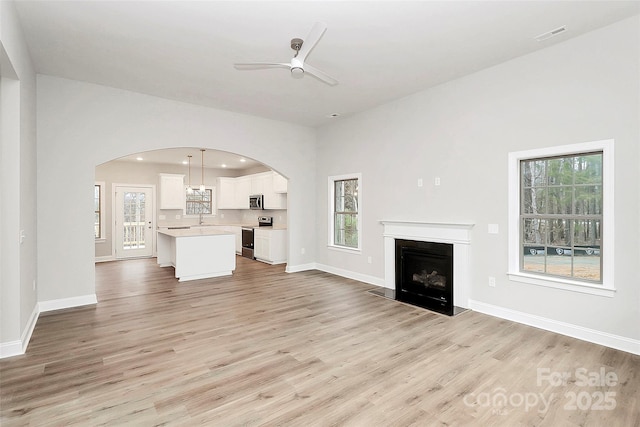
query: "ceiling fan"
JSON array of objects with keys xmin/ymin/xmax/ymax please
[{"xmin": 234, "ymin": 22, "xmax": 338, "ymax": 86}]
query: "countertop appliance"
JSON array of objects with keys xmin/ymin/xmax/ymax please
[
  {"xmin": 242, "ymin": 216, "xmax": 274, "ymax": 259},
  {"xmin": 258, "ymin": 216, "xmax": 273, "ymax": 227},
  {"xmin": 249, "ymin": 194, "xmax": 263, "ymax": 210}
]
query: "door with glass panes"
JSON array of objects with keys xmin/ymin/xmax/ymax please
[{"xmin": 115, "ymin": 186, "xmax": 154, "ymax": 258}]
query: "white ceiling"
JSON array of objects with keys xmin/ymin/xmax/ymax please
[
  {"xmin": 116, "ymin": 147, "xmax": 263, "ymax": 170},
  {"xmin": 14, "ymin": 1, "xmax": 640, "ymax": 129}
]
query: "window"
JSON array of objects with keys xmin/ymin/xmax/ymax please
[
  {"xmin": 186, "ymin": 188, "xmax": 214, "ymax": 215},
  {"xmin": 328, "ymin": 174, "xmax": 361, "ymax": 251},
  {"xmin": 94, "ymin": 182, "xmax": 105, "ymax": 241},
  {"xmin": 508, "ymin": 140, "xmax": 614, "ymax": 296}
]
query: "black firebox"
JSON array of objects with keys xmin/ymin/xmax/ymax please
[{"xmin": 395, "ymin": 239, "xmax": 454, "ymax": 316}]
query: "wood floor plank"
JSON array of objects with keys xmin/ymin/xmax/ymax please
[{"xmin": 1, "ymin": 256, "xmax": 638, "ymax": 426}]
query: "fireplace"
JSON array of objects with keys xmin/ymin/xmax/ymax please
[
  {"xmin": 396, "ymin": 239, "xmax": 454, "ymax": 315},
  {"xmin": 381, "ymin": 220, "xmax": 474, "ymax": 315}
]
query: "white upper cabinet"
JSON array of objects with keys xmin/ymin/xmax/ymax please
[
  {"xmin": 251, "ymin": 172, "xmax": 269, "ymax": 195},
  {"xmin": 159, "ymin": 174, "xmax": 185, "ymax": 210},
  {"xmin": 216, "ymin": 171, "xmax": 287, "ymax": 210},
  {"xmin": 216, "ymin": 177, "xmax": 236, "ymax": 209},
  {"xmin": 262, "ymin": 172, "xmax": 287, "ymax": 210},
  {"xmin": 272, "ymin": 173, "xmax": 288, "ymax": 193},
  {"xmin": 234, "ymin": 176, "xmax": 251, "ymax": 209}
]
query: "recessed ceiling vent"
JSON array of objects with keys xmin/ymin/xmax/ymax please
[{"xmin": 535, "ymin": 26, "xmax": 567, "ymax": 42}]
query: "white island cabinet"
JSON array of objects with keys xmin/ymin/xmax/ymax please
[{"xmin": 157, "ymin": 228, "xmax": 235, "ymax": 282}]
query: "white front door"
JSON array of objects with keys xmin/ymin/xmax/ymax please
[{"xmin": 115, "ymin": 186, "xmax": 154, "ymax": 259}]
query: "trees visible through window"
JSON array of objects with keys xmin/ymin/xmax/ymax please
[
  {"xmin": 186, "ymin": 188, "xmax": 213, "ymax": 215},
  {"xmin": 330, "ymin": 175, "xmax": 360, "ymax": 250},
  {"xmin": 521, "ymin": 152, "xmax": 602, "ymax": 282}
]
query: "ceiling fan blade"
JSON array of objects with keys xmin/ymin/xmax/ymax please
[
  {"xmin": 297, "ymin": 22, "xmax": 327, "ymax": 63},
  {"xmin": 234, "ymin": 62, "xmax": 290, "ymax": 70},
  {"xmin": 303, "ymin": 64, "xmax": 338, "ymax": 86}
]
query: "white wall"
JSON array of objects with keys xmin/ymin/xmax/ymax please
[
  {"xmin": 37, "ymin": 75, "xmax": 316, "ymax": 302},
  {"xmin": 316, "ymin": 17, "xmax": 640, "ymax": 343},
  {"xmin": 0, "ymin": 0, "xmax": 38, "ymax": 356}
]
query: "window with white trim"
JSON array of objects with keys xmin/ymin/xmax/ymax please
[
  {"xmin": 328, "ymin": 173, "xmax": 361, "ymax": 251},
  {"xmin": 185, "ymin": 187, "xmax": 215, "ymax": 216},
  {"xmin": 94, "ymin": 182, "xmax": 105, "ymax": 240},
  {"xmin": 508, "ymin": 140, "xmax": 614, "ymax": 296}
]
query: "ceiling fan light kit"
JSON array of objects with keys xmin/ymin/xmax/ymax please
[{"xmin": 234, "ymin": 22, "xmax": 338, "ymax": 86}]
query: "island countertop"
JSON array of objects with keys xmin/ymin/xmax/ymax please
[
  {"xmin": 157, "ymin": 228, "xmax": 234, "ymax": 238},
  {"xmin": 156, "ymin": 228, "xmax": 236, "ymax": 282}
]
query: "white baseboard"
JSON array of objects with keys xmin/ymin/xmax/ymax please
[
  {"xmin": 0, "ymin": 304, "xmax": 40, "ymax": 359},
  {"xmin": 21, "ymin": 304, "xmax": 39, "ymax": 352},
  {"xmin": 39, "ymin": 294, "xmax": 98, "ymax": 313},
  {"xmin": 285, "ymin": 263, "xmax": 318, "ymax": 273},
  {"xmin": 468, "ymin": 299, "xmax": 640, "ymax": 356},
  {"xmin": 2, "ymin": 294, "xmax": 99, "ymax": 359},
  {"xmin": 0, "ymin": 340, "xmax": 23, "ymax": 359},
  {"xmin": 95, "ymin": 255, "xmax": 115, "ymax": 263},
  {"xmin": 315, "ymin": 263, "xmax": 386, "ymax": 287}
]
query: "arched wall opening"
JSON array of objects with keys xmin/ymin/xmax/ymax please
[
  {"xmin": 94, "ymin": 147, "xmax": 289, "ymax": 263},
  {"xmin": 37, "ymin": 75, "xmax": 317, "ymax": 305}
]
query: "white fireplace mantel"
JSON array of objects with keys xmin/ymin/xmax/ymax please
[{"xmin": 380, "ymin": 220, "xmax": 474, "ymax": 310}]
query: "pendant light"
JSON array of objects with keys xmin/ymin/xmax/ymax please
[
  {"xmin": 200, "ymin": 149, "xmax": 206, "ymax": 192},
  {"xmin": 186, "ymin": 155, "xmax": 193, "ymax": 194}
]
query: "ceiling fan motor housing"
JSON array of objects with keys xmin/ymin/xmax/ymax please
[
  {"xmin": 290, "ymin": 38, "xmax": 303, "ymax": 51},
  {"xmin": 290, "ymin": 57, "xmax": 304, "ymax": 78}
]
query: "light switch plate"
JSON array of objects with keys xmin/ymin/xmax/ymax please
[{"xmin": 488, "ymin": 224, "xmax": 499, "ymax": 234}]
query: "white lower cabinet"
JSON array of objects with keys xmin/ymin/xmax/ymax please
[{"xmin": 254, "ymin": 228, "xmax": 287, "ymax": 264}]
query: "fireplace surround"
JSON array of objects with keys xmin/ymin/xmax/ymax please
[{"xmin": 381, "ymin": 220, "xmax": 473, "ymax": 315}]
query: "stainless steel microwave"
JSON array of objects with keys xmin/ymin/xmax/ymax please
[{"xmin": 249, "ymin": 194, "xmax": 263, "ymax": 210}]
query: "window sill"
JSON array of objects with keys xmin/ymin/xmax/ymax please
[
  {"xmin": 328, "ymin": 245, "xmax": 361, "ymax": 255},
  {"xmin": 95, "ymin": 238, "xmax": 107, "ymax": 244},
  {"xmin": 507, "ymin": 272, "xmax": 615, "ymax": 297}
]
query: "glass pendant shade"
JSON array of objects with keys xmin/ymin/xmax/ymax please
[{"xmin": 187, "ymin": 155, "xmax": 193, "ymax": 193}]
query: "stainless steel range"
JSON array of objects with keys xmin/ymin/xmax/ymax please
[{"xmin": 241, "ymin": 216, "xmax": 273, "ymax": 259}]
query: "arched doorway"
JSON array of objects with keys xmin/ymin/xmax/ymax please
[{"xmin": 94, "ymin": 147, "xmax": 289, "ymax": 267}]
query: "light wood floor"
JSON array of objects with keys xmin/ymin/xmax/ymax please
[{"xmin": 1, "ymin": 257, "xmax": 638, "ymax": 426}]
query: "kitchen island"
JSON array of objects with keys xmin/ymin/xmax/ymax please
[{"xmin": 157, "ymin": 227, "xmax": 236, "ymax": 282}]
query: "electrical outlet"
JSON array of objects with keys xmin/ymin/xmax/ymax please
[
  {"xmin": 301, "ymin": 248, "xmax": 306, "ymax": 255},
  {"xmin": 367, "ymin": 256, "xmax": 372, "ymax": 264},
  {"xmin": 417, "ymin": 178, "xmax": 423, "ymax": 188},
  {"xmin": 488, "ymin": 224, "xmax": 499, "ymax": 234},
  {"xmin": 434, "ymin": 177, "xmax": 441, "ymax": 186},
  {"xmin": 220, "ymin": 213, "xmax": 224, "ymax": 218},
  {"xmin": 175, "ymin": 214, "xmax": 181, "ymax": 219},
  {"xmin": 489, "ymin": 276, "xmax": 496, "ymax": 287}
]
